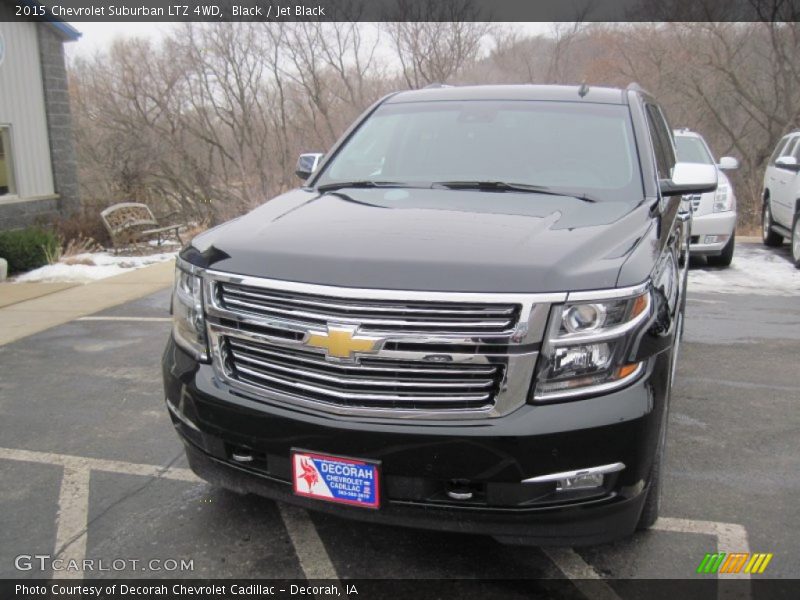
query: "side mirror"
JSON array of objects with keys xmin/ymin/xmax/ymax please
[
  {"xmin": 718, "ymin": 156, "xmax": 739, "ymax": 171},
  {"xmin": 660, "ymin": 162, "xmax": 718, "ymax": 197},
  {"xmin": 295, "ymin": 153, "xmax": 324, "ymax": 181},
  {"xmin": 775, "ymin": 156, "xmax": 800, "ymax": 172}
]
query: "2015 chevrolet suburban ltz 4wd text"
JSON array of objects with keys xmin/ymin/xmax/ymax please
[{"xmin": 162, "ymin": 84, "xmax": 718, "ymax": 545}]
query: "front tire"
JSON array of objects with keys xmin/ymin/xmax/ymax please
[
  {"xmin": 707, "ymin": 232, "xmax": 735, "ymax": 267},
  {"xmin": 637, "ymin": 422, "xmax": 664, "ymax": 530},
  {"xmin": 792, "ymin": 214, "xmax": 800, "ymax": 268},
  {"xmin": 638, "ymin": 311, "xmax": 680, "ymax": 531},
  {"xmin": 762, "ymin": 202, "xmax": 783, "ymax": 247}
]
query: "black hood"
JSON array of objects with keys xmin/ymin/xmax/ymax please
[{"xmin": 186, "ymin": 188, "xmax": 655, "ymax": 293}]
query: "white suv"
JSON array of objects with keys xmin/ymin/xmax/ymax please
[
  {"xmin": 762, "ymin": 130, "xmax": 800, "ymax": 268},
  {"xmin": 674, "ymin": 129, "xmax": 739, "ymax": 267}
]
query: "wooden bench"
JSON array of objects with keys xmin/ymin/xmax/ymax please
[{"xmin": 100, "ymin": 202, "xmax": 185, "ymax": 252}]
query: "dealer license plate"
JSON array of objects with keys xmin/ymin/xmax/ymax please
[{"xmin": 291, "ymin": 449, "xmax": 380, "ymax": 509}]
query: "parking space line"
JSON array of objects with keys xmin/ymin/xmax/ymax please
[
  {"xmin": 54, "ymin": 466, "xmax": 91, "ymax": 580},
  {"xmin": 0, "ymin": 447, "xmax": 754, "ymax": 597},
  {"xmin": 0, "ymin": 447, "xmax": 201, "ymax": 483},
  {"xmin": 655, "ymin": 517, "xmax": 752, "ymax": 600},
  {"xmin": 77, "ymin": 317, "xmax": 172, "ymax": 323},
  {"xmin": 542, "ymin": 547, "xmax": 622, "ymax": 600},
  {"xmin": 277, "ymin": 503, "xmax": 341, "ymax": 585},
  {"xmin": 0, "ymin": 446, "xmax": 343, "ymax": 586}
]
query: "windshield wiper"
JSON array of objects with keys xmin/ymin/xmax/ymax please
[
  {"xmin": 316, "ymin": 180, "xmax": 419, "ymax": 193},
  {"xmin": 432, "ymin": 181, "xmax": 598, "ymax": 203}
]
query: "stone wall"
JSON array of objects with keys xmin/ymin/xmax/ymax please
[
  {"xmin": 0, "ymin": 196, "xmax": 60, "ymax": 231},
  {"xmin": 37, "ymin": 23, "xmax": 80, "ymax": 218}
]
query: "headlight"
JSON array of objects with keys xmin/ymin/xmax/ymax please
[
  {"xmin": 713, "ymin": 183, "xmax": 734, "ymax": 212},
  {"xmin": 172, "ymin": 262, "xmax": 208, "ymax": 361},
  {"xmin": 533, "ymin": 287, "xmax": 650, "ymax": 401}
]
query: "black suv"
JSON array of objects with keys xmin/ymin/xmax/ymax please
[{"xmin": 163, "ymin": 84, "xmax": 717, "ymax": 545}]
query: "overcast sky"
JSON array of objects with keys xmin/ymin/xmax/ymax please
[{"xmin": 66, "ymin": 21, "xmax": 553, "ymax": 58}]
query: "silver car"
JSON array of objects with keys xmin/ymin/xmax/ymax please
[{"xmin": 674, "ymin": 129, "xmax": 739, "ymax": 267}]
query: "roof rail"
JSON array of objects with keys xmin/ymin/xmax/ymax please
[{"xmin": 423, "ymin": 83, "xmax": 453, "ymax": 89}]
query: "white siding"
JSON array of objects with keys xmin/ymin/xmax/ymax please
[{"xmin": 0, "ymin": 20, "xmax": 55, "ymax": 199}]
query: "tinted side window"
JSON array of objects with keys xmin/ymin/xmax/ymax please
[
  {"xmin": 782, "ymin": 136, "xmax": 799, "ymax": 158},
  {"xmin": 645, "ymin": 104, "xmax": 676, "ymax": 180},
  {"xmin": 769, "ymin": 136, "xmax": 790, "ymax": 165}
]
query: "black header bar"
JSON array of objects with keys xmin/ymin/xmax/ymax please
[{"xmin": 5, "ymin": 0, "xmax": 800, "ymax": 23}]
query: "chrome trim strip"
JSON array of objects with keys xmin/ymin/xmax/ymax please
[
  {"xmin": 566, "ymin": 281, "xmax": 649, "ymax": 302},
  {"xmin": 220, "ymin": 285, "xmax": 517, "ymax": 316},
  {"xmin": 204, "ymin": 266, "xmax": 568, "ymax": 305},
  {"xmin": 235, "ymin": 364, "xmax": 493, "ymax": 403},
  {"xmin": 521, "ymin": 462, "xmax": 625, "ymax": 484},
  {"xmin": 221, "ymin": 295, "xmax": 514, "ymax": 330},
  {"xmin": 230, "ymin": 350, "xmax": 496, "ymax": 389},
  {"xmin": 165, "ymin": 397, "xmax": 200, "ymax": 432}
]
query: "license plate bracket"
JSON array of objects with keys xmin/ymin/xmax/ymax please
[{"xmin": 291, "ymin": 449, "xmax": 380, "ymax": 509}]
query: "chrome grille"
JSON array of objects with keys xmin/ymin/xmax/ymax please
[
  {"xmin": 201, "ymin": 268, "xmax": 559, "ymax": 420},
  {"xmin": 689, "ymin": 195, "xmax": 702, "ymax": 212},
  {"xmin": 223, "ymin": 337, "xmax": 503, "ymax": 411},
  {"xmin": 217, "ymin": 282, "xmax": 520, "ymax": 335}
]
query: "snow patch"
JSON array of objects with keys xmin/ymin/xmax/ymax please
[
  {"xmin": 13, "ymin": 252, "xmax": 176, "ymax": 284},
  {"xmin": 688, "ymin": 244, "xmax": 800, "ymax": 296}
]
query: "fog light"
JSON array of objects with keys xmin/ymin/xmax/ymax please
[
  {"xmin": 556, "ymin": 472, "xmax": 604, "ymax": 491},
  {"xmin": 521, "ymin": 462, "xmax": 625, "ymax": 491},
  {"xmin": 704, "ymin": 235, "xmax": 728, "ymax": 244}
]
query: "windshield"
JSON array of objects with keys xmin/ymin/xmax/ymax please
[
  {"xmin": 315, "ymin": 100, "xmax": 643, "ymax": 202},
  {"xmin": 675, "ymin": 136, "xmax": 714, "ymax": 165}
]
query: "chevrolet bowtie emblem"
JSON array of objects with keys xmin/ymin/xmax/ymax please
[{"xmin": 305, "ymin": 325, "xmax": 382, "ymax": 361}]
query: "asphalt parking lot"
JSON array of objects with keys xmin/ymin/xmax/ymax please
[{"xmin": 1, "ymin": 242, "xmax": 798, "ymax": 597}]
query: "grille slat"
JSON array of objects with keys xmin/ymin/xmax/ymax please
[
  {"xmin": 218, "ymin": 283, "xmax": 519, "ymax": 334},
  {"xmin": 231, "ymin": 350, "xmax": 494, "ymax": 389},
  {"xmin": 236, "ymin": 365, "xmax": 492, "ymax": 403},
  {"xmin": 229, "ymin": 339, "xmax": 496, "ymax": 376},
  {"xmin": 222, "ymin": 286, "xmax": 516, "ymax": 316},
  {"xmin": 224, "ymin": 337, "xmax": 502, "ymax": 410}
]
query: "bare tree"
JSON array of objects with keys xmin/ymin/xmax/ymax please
[{"xmin": 384, "ymin": 0, "xmax": 492, "ymax": 88}]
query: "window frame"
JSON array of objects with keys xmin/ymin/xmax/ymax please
[
  {"xmin": 0, "ymin": 125, "xmax": 17, "ymax": 198},
  {"xmin": 644, "ymin": 104, "xmax": 676, "ymax": 181}
]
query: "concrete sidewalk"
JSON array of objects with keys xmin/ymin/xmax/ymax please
[{"xmin": 0, "ymin": 259, "xmax": 174, "ymax": 346}]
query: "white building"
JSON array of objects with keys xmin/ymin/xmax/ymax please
[{"xmin": 0, "ymin": 6, "xmax": 80, "ymax": 230}]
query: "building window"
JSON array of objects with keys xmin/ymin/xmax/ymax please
[{"xmin": 0, "ymin": 127, "xmax": 15, "ymax": 196}]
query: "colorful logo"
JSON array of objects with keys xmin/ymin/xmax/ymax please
[
  {"xmin": 305, "ymin": 324, "xmax": 382, "ymax": 361},
  {"xmin": 697, "ymin": 552, "xmax": 773, "ymax": 575}
]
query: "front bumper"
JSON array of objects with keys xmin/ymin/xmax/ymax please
[
  {"xmin": 690, "ymin": 211, "xmax": 737, "ymax": 255},
  {"xmin": 163, "ymin": 337, "xmax": 671, "ymax": 546}
]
